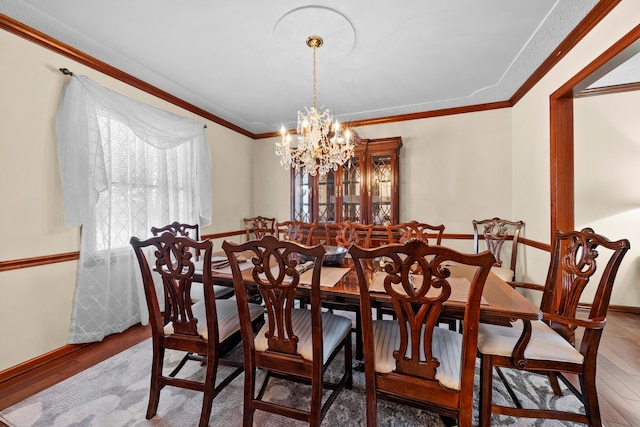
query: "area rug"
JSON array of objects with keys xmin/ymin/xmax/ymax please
[{"xmin": 0, "ymin": 338, "xmax": 585, "ymax": 427}]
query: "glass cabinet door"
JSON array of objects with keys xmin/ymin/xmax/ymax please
[
  {"xmin": 317, "ymin": 170, "xmax": 337, "ymax": 223},
  {"xmin": 289, "ymin": 137, "xmax": 401, "ymax": 225},
  {"xmin": 292, "ymin": 168, "xmax": 311, "ymax": 222},
  {"xmin": 369, "ymin": 153, "xmax": 393, "ymax": 225},
  {"xmin": 341, "ymin": 157, "xmax": 361, "ymax": 222}
]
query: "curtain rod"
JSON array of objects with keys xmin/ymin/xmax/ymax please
[{"xmin": 58, "ymin": 67, "xmax": 207, "ymax": 129}]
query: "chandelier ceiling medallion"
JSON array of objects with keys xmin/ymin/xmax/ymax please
[{"xmin": 275, "ymin": 35, "xmax": 357, "ymax": 176}]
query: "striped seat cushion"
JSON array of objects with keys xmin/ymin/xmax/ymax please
[
  {"xmin": 490, "ymin": 266, "xmax": 514, "ymax": 282},
  {"xmin": 164, "ymin": 299, "xmax": 264, "ymax": 342},
  {"xmin": 372, "ymin": 320, "xmax": 463, "ymax": 390},
  {"xmin": 477, "ymin": 319, "xmax": 583, "ymax": 364},
  {"xmin": 189, "ymin": 282, "xmax": 234, "ymax": 301},
  {"xmin": 254, "ymin": 309, "xmax": 352, "ymax": 363}
]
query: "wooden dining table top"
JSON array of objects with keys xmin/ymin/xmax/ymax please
[{"xmin": 203, "ymin": 250, "xmax": 542, "ymax": 324}]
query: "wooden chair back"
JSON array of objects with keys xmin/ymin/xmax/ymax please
[
  {"xmin": 542, "ymin": 227, "xmax": 630, "ymax": 346},
  {"xmin": 370, "ymin": 225, "xmax": 391, "ymax": 247},
  {"xmin": 349, "ymin": 240, "xmax": 494, "ymax": 426},
  {"xmin": 276, "ymin": 220, "xmax": 316, "ymax": 245},
  {"xmin": 151, "ymin": 221, "xmax": 200, "ymax": 239},
  {"xmin": 150, "ymin": 222, "xmax": 203, "ymax": 318},
  {"xmin": 472, "ymin": 217, "xmax": 523, "ymax": 271},
  {"xmin": 132, "ymin": 233, "xmax": 212, "ymax": 340},
  {"xmin": 327, "ymin": 221, "xmax": 373, "ymax": 248},
  {"xmin": 151, "ymin": 221, "xmax": 201, "ymax": 259},
  {"xmin": 243, "ymin": 215, "xmax": 275, "ymax": 240},
  {"xmin": 386, "ymin": 220, "xmax": 445, "ymax": 245},
  {"xmin": 324, "ymin": 223, "xmax": 341, "ymax": 246}
]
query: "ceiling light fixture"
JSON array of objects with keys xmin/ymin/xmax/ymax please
[{"xmin": 275, "ymin": 35, "xmax": 356, "ymax": 176}]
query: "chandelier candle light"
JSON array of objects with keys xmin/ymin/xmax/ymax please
[{"xmin": 275, "ymin": 35, "xmax": 356, "ymax": 176}]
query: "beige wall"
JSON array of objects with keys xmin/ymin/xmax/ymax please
[
  {"xmin": 2, "ymin": 0, "xmax": 640, "ymax": 373},
  {"xmin": 0, "ymin": 29, "xmax": 253, "ymax": 371},
  {"xmin": 253, "ymin": 108, "xmax": 514, "ymax": 241},
  {"xmin": 574, "ymin": 91, "xmax": 640, "ymax": 306},
  {"xmin": 511, "ymin": 0, "xmax": 640, "ymax": 300}
]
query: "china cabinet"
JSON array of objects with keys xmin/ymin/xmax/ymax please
[{"xmin": 291, "ymin": 137, "xmax": 402, "ymax": 225}]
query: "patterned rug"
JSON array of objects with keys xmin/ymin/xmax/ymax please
[{"xmin": 0, "ymin": 338, "xmax": 586, "ymax": 427}]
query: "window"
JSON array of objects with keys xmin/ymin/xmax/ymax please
[
  {"xmin": 92, "ymin": 112, "xmax": 197, "ymax": 252},
  {"xmin": 56, "ymin": 75, "xmax": 211, "ymax": 343}
]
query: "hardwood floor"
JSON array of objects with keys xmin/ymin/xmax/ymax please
[
  {"xmin": 0, "ymin": 311, "xmax": 638, "ymax": 426},
  {"xmin": 593, "ymin": 311, "xmax": 640, "ymax": 426},
  {"xmin": 0, "ymin": 323, "xmax": 151, "ymax": 413}
]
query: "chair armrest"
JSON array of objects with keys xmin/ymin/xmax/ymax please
[
  {"xmin": 504, "ymin": 300, "xmax": 606, "ymax": 369},
  {"xmin": 509, "ymin": 315, "xmax": 606, "ymax": 369},
  {"xmin": 542, "ymin": 313, "xmax": 607, "ymax": 330},
  {"xmin": 511, "ymin": 319, "xmax": 533, "ymax": 369},
  {"xmin": 507, "ymin": 281, "xmax": 545, "ymax": 292}
]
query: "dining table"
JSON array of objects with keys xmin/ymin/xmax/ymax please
[{"xmin": 196, "ymin": 248, "xmax": 542, "ymax": 337}]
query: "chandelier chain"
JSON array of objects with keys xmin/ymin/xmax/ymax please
[
  {"xmin": 275, "ymin": 35, "xmax": 357, "ymax": 176},
  {"xmin": 313, "ymin": 43, "xmax": 317, "ymax": 110}
]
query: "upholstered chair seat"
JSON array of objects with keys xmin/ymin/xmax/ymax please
[
  {"xmin": 254, "ymin": 309, "xmax": 352, "ymax": 363},
  {"xmin": 489, "ymin": 266, "xmax": 515, "ymax": 282},
  {"xmin": 164, "ymin": 298, "xmax": 264, "ymax": 343},
  {"xmin": 372, "ymin": 320, "xmax": 464, "ymax": 390},
  {"xmin": 189, "ymin": 283, "xmax": 234, "ymax": 301},
  {"xmin": 478, "ymin": 320, "xmax": 583, "ymax": 364}
]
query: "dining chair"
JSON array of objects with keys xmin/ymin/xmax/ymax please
[
  {"xmin": 477, "ymin": 227, "xmax": 630, "ymax": 427},
  {"xmin": 349, "ymin": 240, "xmax": 495, "ymax": 427},
  {"xmin": 223, "ymin": 235, "xmax": 353, "ymax": 427},
  {"xmin": 130, "ymin": 233, "xmax": 265, "ymax": 427},
  {"xmin": 276, "ymin": 220, "xmax": 316, "ymax": 245},
  {"xmin": 472, "ymin": 217, "xmax": 524, "ymax": 281},
  {"xmin": 334, "ymin": 221, "xmax": 373, "ymax": 248},
  {"xmin": 243, "ymin": 215, "xmax": 276, "ymax": 240},
  {"xmin": 386, "ymin": 221, "xmax": 445, "ymax": 245},
  {"xmin": 151, "ymin": 222, "xmax": 234, "ymax": 304}
]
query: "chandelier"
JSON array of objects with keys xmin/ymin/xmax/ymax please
[{"xmin": 275, "ymin": 35, "xmax": 356, "ymax": 176}]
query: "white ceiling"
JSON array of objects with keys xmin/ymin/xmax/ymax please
[{"xmin": 2, "ymin": 1, "xmax": 601, "ymax": 135}]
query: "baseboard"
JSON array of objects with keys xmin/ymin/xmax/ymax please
[
  {"xmin": 608, "ymin": 304, "xmax": 640, "ymax": 314},
  {"xmin": 0, "ymin": 323, "xmax": 150, "ymax": 390},
  {"xmin": 0, "ymin": 343, "xmax": 89, "ymax": 385},
  {"xmin": 578, "ymin": 303, "xmax": 640, "ymax": 314}
]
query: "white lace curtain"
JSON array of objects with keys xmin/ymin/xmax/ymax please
[{"xmin": 56, "ymin": 75, "xmax": 212, "ymax": 343}]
